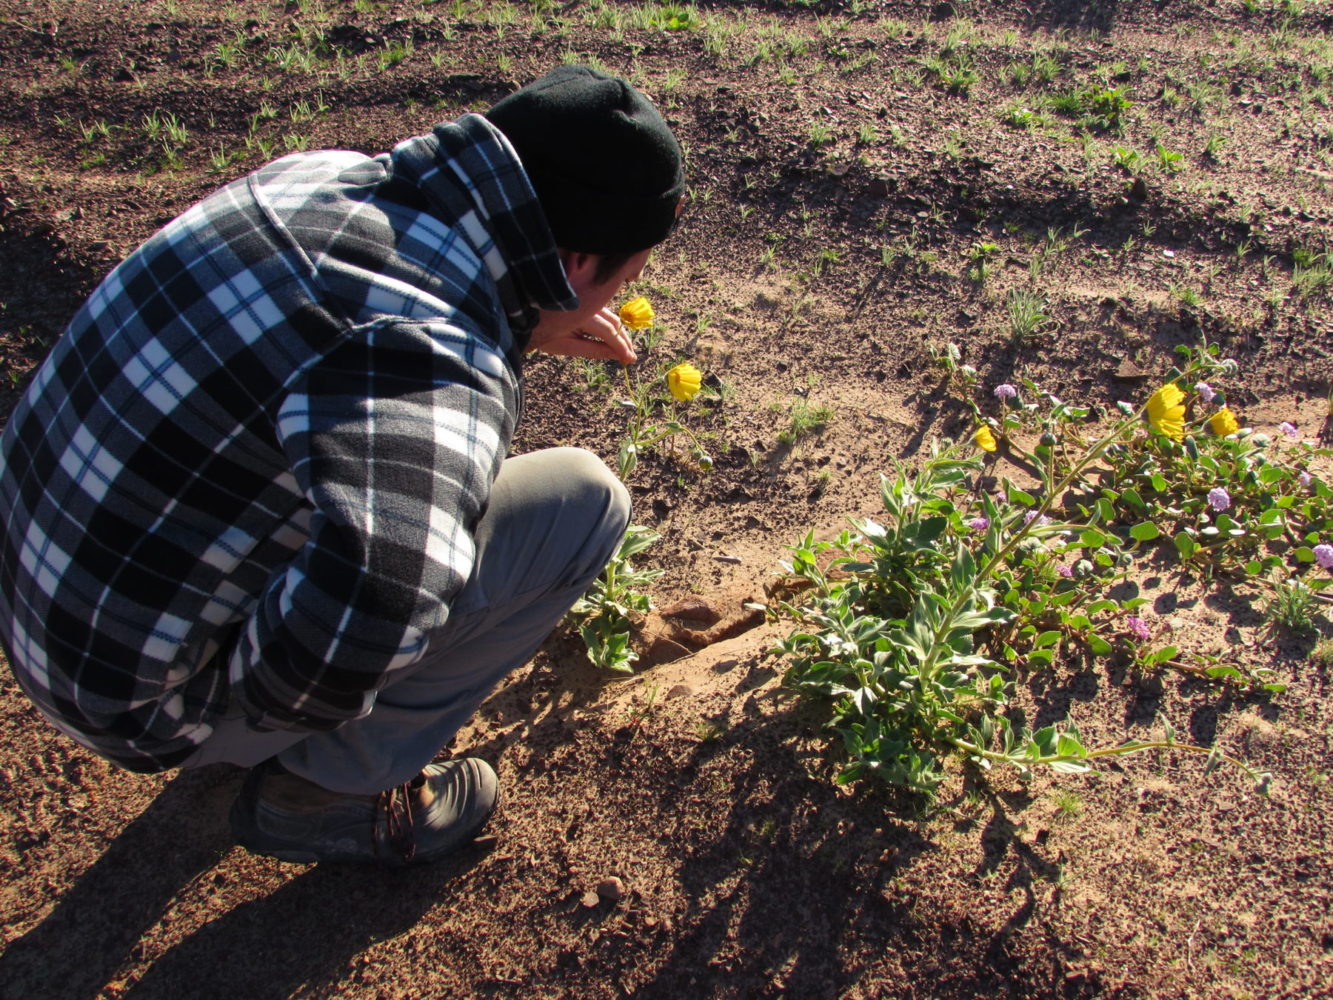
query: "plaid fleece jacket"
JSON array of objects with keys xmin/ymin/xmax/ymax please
[{"xmin": 0, "ymin": 113, "xmax": 578, "ymax": 771}]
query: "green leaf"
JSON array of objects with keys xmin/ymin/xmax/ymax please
[
  {"xmin": 907, "ymin": 516, "xmax": 948, "ymax": 547},
  {"xmin": 1008, "ymin": 487, "xmax": 1036, "ymax": 507},
  {"xmin": 1120, "ymin": 487, "xmax": 1147, "ymax": 513},
  {"xmin": 1174, "ymin": 532, "xmax": 1197, "ymax": 558},
  {"xmin": 1129, "ymin": 521, "xmax": 1160, "ymax": 542},
  {"xmin": 1033, "ymin": 630, "xmax": 1063, "ymax": 649},
  {"xmin": 1049, "ymin": 760, "xmax": 1092, "ymax": 773},
  {"xmin": 1204, "ymin": 665, "xmax": 1244, "ymax": 681},
  {"xmin": 1056, "ymin": 732, "xmax": 1086, "ymax": 757},
  {"xmin": 1150, "ymin": 473, "xmax": 1168, "ymax": 492},
  {"xmin": 1031, "ymin": 726, "xmax": 1058, "ymax": 756},
  {"xmin": 1087, "ymin": 634, "xmax": 1113, "ymax": 656},
  {"xmin": 1080, "ymin": 529, "xmax": 1107, "ymax": 547}
]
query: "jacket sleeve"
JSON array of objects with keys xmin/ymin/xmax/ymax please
[{"xmin": 224, "ymin": 319, "xmax": 518, "ymax": 731}]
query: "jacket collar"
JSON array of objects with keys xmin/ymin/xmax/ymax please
[{"xmin": 388, "ymin": 113, "xmax": 578, "ymax": 345}]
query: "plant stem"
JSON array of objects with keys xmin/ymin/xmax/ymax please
[{"xmin": 948, "ymin": 733, "xmax": 1268, "ymax": 787}]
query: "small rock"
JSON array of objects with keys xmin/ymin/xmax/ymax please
[
  {"xmin": 580, "ymin": 890, "xmax": 601, "ymax": 908},
  {"xmin": 596, "ymin": 876, "xmax": 626, "ymax": 901},
  {"xmin": 1114, "ymin": 357, "xmax": 1146, "ymax": 381},
  {"xmin": 666, "ymin": 684, "xmax": 694, "ymax": 701}
]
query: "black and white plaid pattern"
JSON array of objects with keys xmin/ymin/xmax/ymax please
[{"xmin": 0, "ymin": 114, "xmax": 577, "ymax": 770}]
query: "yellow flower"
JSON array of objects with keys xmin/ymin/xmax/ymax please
[
  {"xmin": 618, "ymin": 296, "xmax": 655, "ymax": 331},
  {"xmin": 1146, "ymin": 383, "xmax": 1186, "ymax": 441},
  {"xmin": 1209, "ymin": 407, "xmax": 1240, "ymax": 436},
  {"xmin": 666, "ymin": 362, "xmax": 703, "ymax": 402},
  {"xmin": 974, "ymin": 425, "xmax": 998, "ymax": 452}
]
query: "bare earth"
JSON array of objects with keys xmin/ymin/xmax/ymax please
[{"xmin": 1, "ymin": 2, "xmax": 1332, "ymax": 998}]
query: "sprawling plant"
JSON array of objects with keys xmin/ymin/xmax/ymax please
[{"xmin": 774, "ymin": 344, "xmax": 1328, "ymax": 797}]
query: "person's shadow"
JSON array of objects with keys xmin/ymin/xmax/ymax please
[
  {"xmin": 0, "ymin": 765, "xmax": 488, "ymax": 1000},
  {"xmin": 0, "ymin": 767, "xmax": 237, "ymax": 999}
]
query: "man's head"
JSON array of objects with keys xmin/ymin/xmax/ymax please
[{"xmin": 485, "ymin": 65, "xmax": 684, "ymax": 261}]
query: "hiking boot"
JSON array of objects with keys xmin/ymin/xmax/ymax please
[{"xmin": 229, "ymin": 758, "xmax": 499, "ymax": 865}]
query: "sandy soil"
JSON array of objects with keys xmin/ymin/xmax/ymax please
[{"xmin": 1, "ymin": 2, "xmax": 1332, "ymax": 998}]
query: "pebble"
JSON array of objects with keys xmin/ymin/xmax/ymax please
[{"xmin": 596, "ymin": 876, "xmax": 626, "ymax": 901}]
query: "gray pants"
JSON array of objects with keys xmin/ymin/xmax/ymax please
[{"xmin": 183, "ymin": 447, "xmax": 629, "ymax": 795}]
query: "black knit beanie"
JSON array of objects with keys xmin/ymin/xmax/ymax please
[{"xmin": 485, "ymin": 65, "xmax": 685, "ymax": 255}]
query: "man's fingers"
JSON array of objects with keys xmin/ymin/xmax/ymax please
[{"xmin": 573, "ymin": 309, "xmax": 637, "ymax": 364}]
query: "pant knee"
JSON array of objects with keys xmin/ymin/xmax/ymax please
[{"xmin": 551, "ymin": 446, "xmax": 630, "ymax": 562}]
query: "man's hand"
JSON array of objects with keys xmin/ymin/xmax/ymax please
[{"xmin": 527, "ymin": 306, "xmax": 638, "ymax": 365}]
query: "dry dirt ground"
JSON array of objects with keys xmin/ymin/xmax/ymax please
[{"xmin": 2, "ymin": 1, "xmax": 1333, "ymax": 998}]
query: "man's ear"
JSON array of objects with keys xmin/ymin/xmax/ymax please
[{"xmin": 558, "ymin": 249, "xmax": 598, "ymax": 287}]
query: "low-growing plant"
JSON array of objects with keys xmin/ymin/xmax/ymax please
[
  {"xmin": 1265, "ymin": 576, "xmax": 1318, "ymax": 633},
  {"xmin": 1006, "ymin": 287, "xmax": 1049, "ymax": 341},
  {"xmin": 566, "ymin": 526, "xmax": 664, "ymax": 673},
  {"xmin": 385, "ymin": 37, "xmax": 416, "ymax": 69},
  {"xmin": 931, "ymin": 341, "xmax": 978, "ymax": 394},
  {"xmin": 922, "ymin": 53, "xmax": 978, "ymax": 96},
  {"xmin": 1156, "ymin": 141, "xmax": 1185, "ymax": 172},
  {"xmin": 777, "ymin": 398, "xmax": 833, "ymax": 446},
  {"xmin": 807, "ymin": 120, "xmax": 833, "ymax": 150},
  {"xmin": 1292, "ymin": 246, "xmax": 1333, "ymax": 299},
  {"xmin": 649, "ymin": 4, "xmax": 701, "ymax": 31},
  {"xmin": 1111, "ymin": 144, "xmax": 1142, "ymax": 173},
  {"xmin": 769, "ymin": 343, "xmax": 1326, "ymax": 798},
  {"xmin": 965, "ymin": 241, "xmax": 999, "ymax": 282},
  {"xmin": 1053, "ymin": 84, "xmax": 1132, "ymax": 133},
  {"xmin": 1002, "ymin": 105, "xmax": 1039, "ymax": 129}
]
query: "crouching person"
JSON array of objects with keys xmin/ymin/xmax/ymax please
[{"xmin": 0, "ymin": 66, "xmax": 684, "ymax": 864}]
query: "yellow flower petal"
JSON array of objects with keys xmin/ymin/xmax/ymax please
[
  {"xmin": 618, "ymin": 296, "xmax": 655, "ymax": 331},
  {"xmin": 666, "ymin": 362, "xmax": 702, "ymax": 402},
  {"xmin": 1209, "ymin": 407, "xmax": 1240, "ymax": 436},
  {"xmin": 974, "ymin": 425, "xmax": 998, "ymax": 452},
  {"xmin": 1146, "ymin": 383, "xmax": 1187, "ymax": 441}
]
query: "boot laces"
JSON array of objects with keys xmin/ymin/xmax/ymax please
[{"xmin": 376, "ymin": 781, "xmax": 417, "ymax": 862}]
